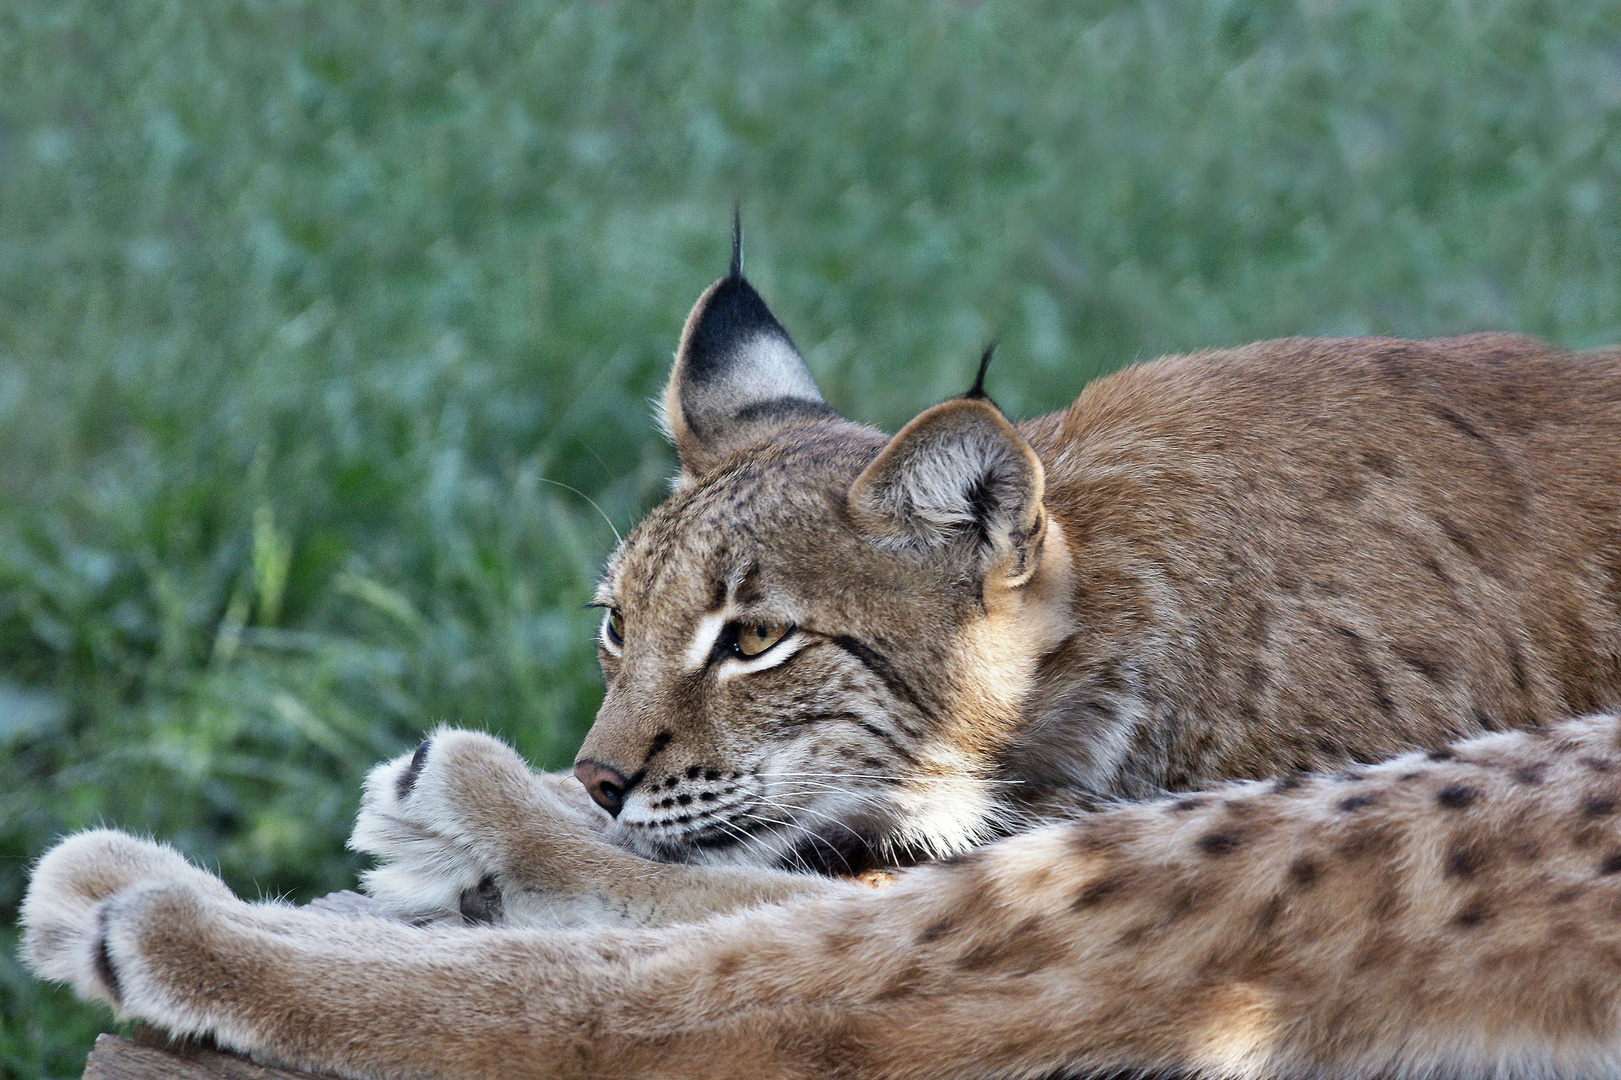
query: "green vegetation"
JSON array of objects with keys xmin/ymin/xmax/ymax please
[{"xmin": 2, "ymin": 1, "xmax": 1618, "ymax": 1074}]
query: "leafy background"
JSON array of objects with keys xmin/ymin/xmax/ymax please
[{"xmin": 2, "ymin": 1, "xmax": 1619, "ymax": 1075}]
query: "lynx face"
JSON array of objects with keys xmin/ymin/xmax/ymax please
[{"xmin": 578, "ymin": 255, "xmax": 1074, "ymax": 874}]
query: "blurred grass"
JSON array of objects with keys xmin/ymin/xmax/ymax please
[{"xmin": 2, "ymin": 1, "xmax": 1619, "ymax": 1075}]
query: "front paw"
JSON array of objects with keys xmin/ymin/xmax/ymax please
[
  {"xmin": 351, "ymin": 730, "xmax": 563, "ymax": 924},
  {"xmin": 20, "ymin": 830, "xmax": 230, "ymax": 1011},
  {"xmin": 351, "ymin": 730, "xmax": 613, "ymax": 927},
  {"xmin": 349, "ymin": 737, "xmax": 493, "ymax": 925}
]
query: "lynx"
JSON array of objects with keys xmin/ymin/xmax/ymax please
[{"xmin": 22, "ymin": 238, "xmax": 1621, "ymax": 1077}]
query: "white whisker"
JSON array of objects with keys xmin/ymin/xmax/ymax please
[
  {"xmin": 762, "ymin": 770, "xmax": 1024, "ymax": 785},
  {"xmin": 737, "ymin": 809, "xmax": 858, "ymax": 876}
]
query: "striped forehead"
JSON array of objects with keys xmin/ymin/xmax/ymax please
[
  {"xmin": 609, "ymin": 471, "xmax": 777, "ymax": 608},
  {"xmin": 600, "ymin": 430, "xmax": 886, "ymax": 609}
]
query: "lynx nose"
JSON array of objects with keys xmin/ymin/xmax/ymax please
[{"xmin": 573, "ymin": 759, "xmax": 630, "ymax": 818}]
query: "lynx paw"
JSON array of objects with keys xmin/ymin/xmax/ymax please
[
  {"xmin": 351, "ymin": 728, "xmax": 606, "ymax": 926},
  {"xmin": 20, "ymin": 830, "xmax": 232, "ymax": 1014}
]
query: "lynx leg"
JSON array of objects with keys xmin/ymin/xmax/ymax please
[{"xmin": 27, "ymin": 716, "xmax": 1621, "ymax": 1080}]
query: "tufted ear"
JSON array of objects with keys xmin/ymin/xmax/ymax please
[
  {"xmin": 659, "ymin": 230, "xmax": 833, "ymax": 479},
  {"xmin": 848, "ymin": 398, "xmax": 1048, "ymax": 587}
]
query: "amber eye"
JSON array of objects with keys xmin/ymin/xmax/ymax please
[
  {"xmin": 734, "ymin": 623, "xmax": 789, "ymax": 658},
  {"xmin": 603, "ymin": 609, "xmax": 624, "ymax": 648}
]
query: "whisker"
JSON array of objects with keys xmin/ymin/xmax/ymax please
[
  {"xmin": 749, "ymin": 813, "xmax": 858, "ymax": 877},
  {"xmin": 696, "ymin": 810, "xmax": 798, "ymax": 871},
  {"xmin": 751, "ymin": 793, "xmax": 876, "ymax": 859},
  {"xmin": 535, "ymin": 477, "xmax": 622, "ymax": 544},
  {"xmin": 735, "ymin": 810, "xmax": 844, "ymax": 875},
  {"xmin": 754, "ymin": 784, "xmax": 897, "ymax": 810},
  {"xmin": 711, "ymin": 816, "xmax": 784, "ymax": 868},
  {"xmin": 762, "ymin": 770, "xmax": 1024, "ymax": 785}
]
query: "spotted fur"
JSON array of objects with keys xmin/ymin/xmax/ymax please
[
  {"xmin": 21, "ymin": 259, "xmax": 1621, "ymax": 1077},
  {"xmin": 26, "ymin": 713, "xmax": 1621, "ymax": 1077}
]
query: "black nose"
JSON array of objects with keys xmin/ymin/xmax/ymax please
[{"xmin": 573, "ymin": 759, "xmax": 630, "ymax": 817}]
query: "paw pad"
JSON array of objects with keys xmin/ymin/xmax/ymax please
[{"xmin": 457, "ymin": 874, "xmax": 503, "ymax": 926}]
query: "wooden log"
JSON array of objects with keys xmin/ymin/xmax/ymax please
[{"xmin": 82, "ymin": 1028, "xmax": 326, "ymax": 1080}]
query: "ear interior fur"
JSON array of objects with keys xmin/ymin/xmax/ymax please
[
  {"xmin": 848, "ymin": 399, "xmax": 1048, "ymax": 585},
  {"xmin": 661, "ymin": 271, "xmax": 832, "ymax": 479}
]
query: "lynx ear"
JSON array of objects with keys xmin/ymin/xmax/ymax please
[
  {"xmin": 660, "ymin": 256, "xmax": 832, "ymax": 478},
  {"xmin": 848, "ymin": 398, "xmax": 1048, "ymax": 587}
]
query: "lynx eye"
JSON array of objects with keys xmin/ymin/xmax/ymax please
[
  {"xmin": 603, "ymin": 609, "xmax": 624, "ymax": 649},
  {"xmin": 733, "ymin": 623, "xmax": 789, "ymax": 658}
]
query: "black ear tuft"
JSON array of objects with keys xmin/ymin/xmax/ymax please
[
  {"xmin": 964, "ymin": 340, "xmax": 998, "ymax": 403},
  {"xmin": 730, "ymin": 202, "xmax": 743, "ymax": 281}
]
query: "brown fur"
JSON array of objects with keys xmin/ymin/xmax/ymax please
[
  {"xmin": 20, "ymin": 264, "xmax": 1621, "ymax": 1077},
  {"xmin": 25, "ymin": 714, "xmax": 1621, "ymax": 1078},
  {"xmin": 572, "ymin": 278, "xmax": 1621, "ymax": 872},
  {"xmin": 1013, "ymin": 333, "xmax": 1621, "ymax": 795}
]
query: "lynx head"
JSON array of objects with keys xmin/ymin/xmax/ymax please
[{"xmin": 578, "ymin": 243, "xmax": 1074, "ymax": 874}]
